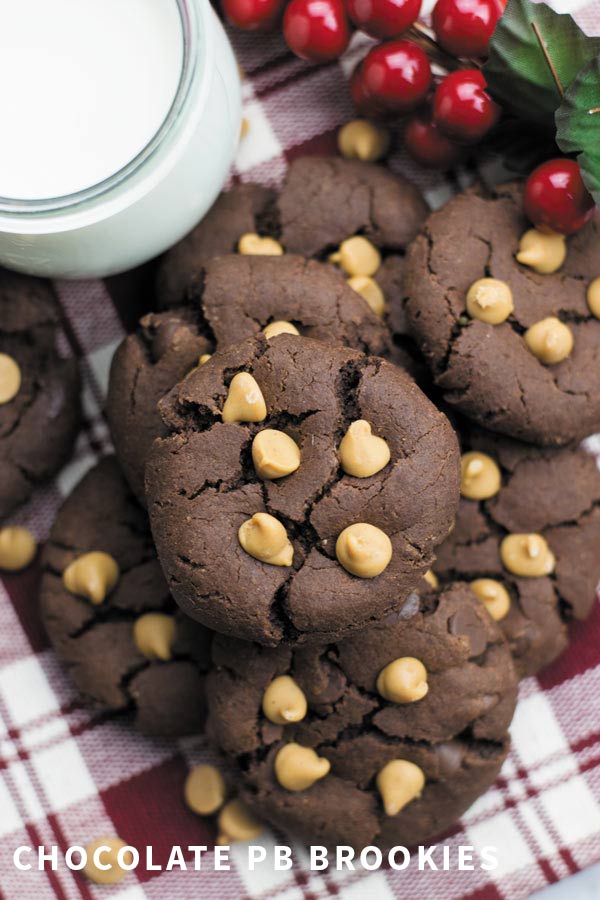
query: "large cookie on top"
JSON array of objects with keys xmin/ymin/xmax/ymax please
[
  {"xmin": 40, "ymin": 457, "xmax": 212, "ymax": 736},
  {"xmin": 433, "ymin": 422, "xmax": 600, "ymax": 677},
  {"xmin": 108, "ymin": 254, "xmax": 391, "ymax": 503},
  {"xmin": 206, "ymin": 583, "xmax": 516, "ymax": 849},
  {"xmin": 0, "ymin": 270, "xmax": 80, "ymax": 520},
  {"xmin": 403, "ymin": 183, "xmax": 600, "ymax": 445},
  {"xmin": 146, "ymin": 333, "xmax": 459, "ymax": 646}
]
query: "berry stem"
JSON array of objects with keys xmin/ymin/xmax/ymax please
[
  {"xmin": 531, "ymin": 21, "xmax": 564, "ymax": 98},
  {"xmin": 407, "ymin": 22, "xmax": 473, "ymax": 71}
]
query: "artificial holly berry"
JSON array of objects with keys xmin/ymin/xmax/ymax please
[
  {"xmin": 433, "ymin": 68, "xmax": 500, "ymax": 143},
  {"xmin": 283, "ymin": 0, "xmax": 351, "ymax": 62},
  {"xmin": 361, "ymin": 40, "xmax": 432, "ymax": 113},
  {"xmin": 523, "ymin": 159, "xmax": 595, "ymax": 236},
  {"xmin": 404, "ymin": 110, "xmax": 463, "ymax": 169},
  {"xmin": 222, "ymin": 0, "xmax": 284, "ymax": 30},
  {"xmin": 350, "ymin": 63, "xmax": 372, "ymax": 113},
  {"xmin": 432, "ymin": 0, "xmax": 502, "ymax": 58},
  {"xmin": 346, "ymin": 0, "xmax": 422, "ymax": 40}
]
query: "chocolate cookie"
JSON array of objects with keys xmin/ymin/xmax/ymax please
[
  {"xmin": 156, "ymin": 182, "xmax": 276, "ymax": 310},
  {"xmin": 0, "ymin": 270, "xmax": 80, "ymax": 520},
  {"xmin": 108, "ymin": 254, "xmax": 391, "ymax": 503},
  {"xmin": 433, "ymin": 423, "xmax": 600, "ymax": 676},
  {"xmin": 403, "ymin": 182, "xmax": 600, "ymax": 445},
  {"xmin": 40, "ymin": 457, "xmax": 212, "ymax": 736},
  {"xmin": 146, "ymin": 333, "xmax": 460, "ymax": 645},
  {"xmin": 206, "ymin": 583, "xmax": 516, "ymax": 849}
]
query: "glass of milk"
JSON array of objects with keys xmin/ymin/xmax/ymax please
[{"xmin": 0, "ymin": 0, "xmax": 242, "ymax": 278}]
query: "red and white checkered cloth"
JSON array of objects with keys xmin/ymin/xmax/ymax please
[{"xmin": 2, "ymin": 5, "xmax": 600, "ymax": 899}]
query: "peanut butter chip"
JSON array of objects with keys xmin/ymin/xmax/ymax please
[
  {"xmin": 199, "ymin": 353, "xmax": 212, "ymax": 365},
  {"xmin": 338, "ymin": 119, "xmax": 391, "ymax": 162},
  {"xmin": 339, "ymin": 420, "xmax": 390, "ymax": 478},
  {"xmin": 262, "ymin": 675, "xmax": 307, "ymax": 724},
  {"xmin": 274, "ymin": 743, "xmax": 331, "ymax": 791},
  {"xmin": 263, "ymin": 320, "xmax": 300, "ymax": 339},
  {"xmin": 466, "ymin": 278, "xmax": 514, "ymax": 324},
  {"xmin": 376, "ymin": 760, "xmax": 425, "ymax": 816},
  {"xmin": 63, "ymin": 551, "xmax": 120, "ymax": 605},
  {"xmin": 347, "ymin": 275, "xmax": 386, "ymax": 317},
  {"xmin": 83, "ymin": 836, "xmax": 133, "ymax": 885},
  {"xmin": 377, "ymin": 657, "xmax": 429, "ymax": 704},
  {"xmin": 500, "ymin": 533, "xmax": 555, "ymax": 577},
  {"xmin": 0, "ymin": 353, "xmax": 21, "ymax": 404},
  {"xmin": 423, "ymin": 569, "xmax": 439, "ymax": 590},
  {"xmin": 238, "ymin": 233, "xmax": 283, "ymax": 256},
  {"xmin": 470, "ymin": 578, "xmax": 511, "ymax": 621},
  {"xmin": 238, "ymin": 512, "xmax": 293, "ymax": 566},
  {"xmin": 133, "ymin": 613, "xmax": 176, "ymax": 661},
  {"xmin": 329, "ymin": 236, "xmax": 381, "ymax": 277},
  {"xmin": 253, "ymin": 429, "xmax": 301, "ymax": 480},
  {"xmin": 524, "ymin": 317, "xmax": 573, "ymax": 365},
  {"xmin": 516, "ymin": 229, "xmax": 566, "ymax": 274},
  {"xmin": 222, "ymin": 372, "xmax": 267, "ymax": 424},
  {"xmin": 184, "ymin": 764, "xmax": 226, "ymax": 816},
  {"xmin": 336, "ymin": 523, "xmax": 392, "ymax": 578},
  {"xmin": 217, "ymin": 799, "xmax": 263, "ymax": 844},
  {"xmin": 587, "ymin": 277, "xmax": 600, "ymax": 318},
  {"xmin": 460, "ymin": 451, "xmax": 501, "ymax": 500},
  {"xmin": 0, "ymin": 526, "xmax": 36, "ymax": 571}
]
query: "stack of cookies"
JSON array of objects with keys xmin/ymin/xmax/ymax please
[{"xmin": 33, "ymin": 156, "xmax": 599, "ymax": 850}]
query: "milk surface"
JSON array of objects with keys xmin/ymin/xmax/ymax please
[{"xmin": 0, "ymin": 0, "xmax": 184, "ymax": 200}]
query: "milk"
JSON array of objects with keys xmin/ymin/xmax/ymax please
[
  {"xmin": 0, "ymin": 0, "xmax": 184, "ymax": 200},
  {"xmin": 0, "ymin": 0, "xmax": 241, "ymax": 278}
]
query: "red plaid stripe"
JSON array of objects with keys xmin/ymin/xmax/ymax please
[{"xmin": 1, "ymin": 4, "xmax": 600, "ymax": 898}]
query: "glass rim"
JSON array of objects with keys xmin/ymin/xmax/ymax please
[{"xmin": 0, "ymin": 0, "xmax": 205, "ymax": 217}]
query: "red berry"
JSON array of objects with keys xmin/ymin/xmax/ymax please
[
  {"xmin": 350, "ymin": 63, "xmax": 371, "ymax": 111},
  {"xmin": 222, "ymin": 0, "xmax": 284, "ymax": 30},
  {"xmin": 433, "ymin": 68, "xmax": 500, "ymax": 143},
  {"xmin": 283, "ymin": 0, "xmax": 351, "ymax": 62},
  {"xmin": 361, "ymin": 40, "xmax": 432, "ymax": 113},
  {"xmin": 404, "ymin": 110, "xmax": 463, "ymax": 169},
  {"xmin": 432, "ymin": 0, "xmax": 502, "ymax": 58},
  {"xmin": 346, "ymin": 0, "xmax": 421, "ymax": 40},
  {"xmin": 523, "ymin": 159, "xmax": 595, "ymax": 236}
]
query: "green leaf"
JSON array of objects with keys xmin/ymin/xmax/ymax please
[
  {"xmin": 483, "ymin": 0, "xmax": 600, "ymax": 129},
  {"xmin": 555, "ymin": 55, "xmax": 600, "ymax": 206}
]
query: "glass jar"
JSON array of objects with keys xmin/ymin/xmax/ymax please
[{"xmin": 0, "ymin": 0, "xmax": 241, "ymax": 279}]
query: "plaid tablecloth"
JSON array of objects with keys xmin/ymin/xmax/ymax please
[{"xmin": 2, "ymin": 5, "xmax": 600, "ymax": 899}]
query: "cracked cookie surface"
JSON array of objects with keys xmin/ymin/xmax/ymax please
[
  {"xmin": 154, "ymin": 156, "xmax": 427, "ymax": 376},
  {"xmin": 146, "ymin": 334, "xmax": 460, "ymax": 646},
  {"xmin": 404, "ymin": 182, "xmax": 600, "ymax": 445},
  {"xmin": 108, "ymin": 255, "xmax": 391, "ymax": 504},
  {"xmin": 0, "ymin": 270, "xmax": 80, "ymax": 520},
  {"xmin": 206, "ymin": 582, "xmax": 516, "ymax": 848},
  {"xmin": 433, "ymin": 422, "xmax": 600, "ymax": 676},
  {"xmin": 40, "ymin": 457, "xmax": 212, "ymax": 736}
]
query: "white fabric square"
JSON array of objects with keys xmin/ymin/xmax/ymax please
[
  {"xmin": 541, "ymin": 777, "xmax": 600, "ymax": 845},
  {"xmin": 32, "ymin": 739, "xmax": 96, "ymax": 811},
  {"xmin": 0, "ymin": 656, "xmax": 60, "ymax": 728},
  {"xmin": 467, "ymin": 810, "xmax": 535, "ymax": 878},
  {"xmin": 56, "ymin": 453, "xmax": 96, "ymax": 502},
  {"xmin": 88, "ymin": 338, "xmax": 121, "ymax": 396},
  {"xmin": 511, "ymin": 693, "xmax": 569, "ymax": 767},
  {"xmin": 236, "ymin": 100, "xmax": 282, "ymax": 173},
  {"xmin": 340, "ymin": 871, "xmax": 395, "ymax": 900}
]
